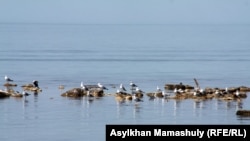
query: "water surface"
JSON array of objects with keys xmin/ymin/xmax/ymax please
[{"xmin": 0, "ymin": 24, "xmax": 250, "ymax": 141}]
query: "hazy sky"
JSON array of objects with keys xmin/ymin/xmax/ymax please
[{"xmin": 0, "ymin": 0, "xmax": 250, "ymax": 24}]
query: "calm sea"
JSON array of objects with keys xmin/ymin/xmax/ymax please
[{"xmin": 0, "ymin": 23, "xmax": 250, "ymax": 141}]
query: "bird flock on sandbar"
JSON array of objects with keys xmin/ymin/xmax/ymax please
[
  {"xmin": 61, "ymin": 78, "xmax": 250, "ymax": 104},
  {"xmin": 0, "ymin": 75, "xmax": 42, "ymax": 98},
  {"xmin": 1, "ymin": 75, "xmax": 250, "ymax": 104}
]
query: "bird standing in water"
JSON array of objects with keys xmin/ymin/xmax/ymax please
[
  {"xmin": 129, "ymin": 81, "xmax": 137, "ymax": 87},
  {"xmin": 119, "ymin": 83, "xmax": 127, "ymax": 92},
  {"xmin": 80, "ymin": 82, "xmax": 89, "ymax": 91},
  {"xmin": 5, "ymin": 75, "xmax": 13, "ymax": 82},
  {"xmin": 97, "ymin": 83, "xmax": 108, "ymax": 90},
  {"xmin": 22, "ymin": 91, "xmax": 31, "ymax": 97},
  {"xmin": 33, "ymin": 80, "xmax": 39, "ymax": 88}
]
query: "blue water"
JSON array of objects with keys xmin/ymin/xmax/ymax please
[{"xmin": 0, "ymin": 23, "xmax": 250, "ymax": 141}]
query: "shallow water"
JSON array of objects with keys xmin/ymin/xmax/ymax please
[{"xmin": 0, "ymin": 23, "xmax": 250, "ymax": 141}]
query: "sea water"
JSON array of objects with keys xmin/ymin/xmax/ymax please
[{"xmin": 0, "ymin": 23, "xmax": 250, "ymax": 141}]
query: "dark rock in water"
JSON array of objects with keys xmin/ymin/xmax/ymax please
[
  {"xmin": 61, "ymin": 88, "xmax": 104, "ymax": 97},
  {"xmin": 135, "ymin": 92, "xmax": 143, "ymax": 98},
  {"xmin": 61, "ymin": 88, "xmax": 85, "ymax": 97},
  {"xmin": 164, "ymin": 84, "xmax": 175, "ymax": 90},
  {"xmin": 0, "ymin": 91, "xmax": 11, "ymax": 98},
  {"xmin": 22, "ymin": 86, "xmax": 42, "ymax": 93},
  {"xmin": 164, "ymin": 83, "xmax": 194, "ymax": 90},
  {"xmin": 3, "ymin": 83, "xmax": 17, "ymax": 87},
  {"xmin": 239, "ymin": 86, "xmax": 250, "ymax": 92},
  {"xmin": 11, "ymin": 93, "xmax": 23, "ymax": 97},
  {"xmin": 236, "ymin": 110, "xmax": 250, "ymax": 116},
  {"xmin": 21, "ymin": 84, "xmax": 34, "ymax": 87},
  {"xmin": 92, "ymin": 89, "xmax": 104, "ymax": 97},
  {"xmin": 146, "ymin": 92, "xmax": 164, "ymax": 98}
]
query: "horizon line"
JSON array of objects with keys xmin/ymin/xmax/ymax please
[{"xmin": 1, "ymin": 22, "xmax": 250, "ymax": 26}]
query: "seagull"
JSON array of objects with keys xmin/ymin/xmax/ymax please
[
  {"xmin": 33, "ymin": 80, "xmax": 39, "ymax": 88},
  {"xmin": 156, "ymin": 86, "xmax": 162, "ymax": 92},
  {"xmin": 129, "ymin": 81, "xmax": 137, "ymax": 87},
  {"xmin": 215, "ymin": 89, "xmax": 221, "ymax": 95},
  {"xmin": 193, "ymin": 91, "xmax": 197, "ymax": 96},
  {"xmin": 132, "ymin": 94, "xmax": 143, "ymax": 102},
  {"xmin": 223, "ymin": 87, "xmax": 229, "ymax": 94},
  {"xmin": 135, "ymin": 87, "xmax": 144, "ymax": 93},
  {"xmin": 97, "ymin": 83, "xmax": 108, "ymax": 90},
  {"xmin": 116, "ymin": 89, "xmax": 121, "ymax": 93},
  {"xmin": 129, "ymin": 81, "xmax": 138, "ymax": 94},
  {"xmin": 174, "ymin": 88, "xmax": 183, "ymax": 94},
  {"xmin": 174, "ymin": 88, "xmax": 178, "ymax": 93},
  {"xmin": 199, "ymin": 88, "xmax": 204, "ymax": 95},
  {"xmin": 86, "ymin": 90, "xmax": 93, "ymax": 98},
  {"xmin": 80, "ymin": 82, "xmax": 89, "ymax": 91},
  {"xmin": 119, "ymin": 83, "xmax": 126, "ymax": 91},
  {"xmin": 162, "ymin": 90, "xmax": 170, "ymax": 98},
  {"xmin": 22, "ymin": 91, "xmax": 31, "ymax": 97},
  {"xmin": 235, "ymin": 90, "xmax": 240, "ymax": 97},
  {"xmin": 5, "ymin": 75, "xmax": 13, "ymax": 82}
]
